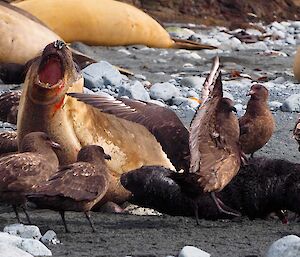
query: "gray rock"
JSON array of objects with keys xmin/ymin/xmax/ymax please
[
  {"xmin": 0, "ymin": 243, "xmax": 33, "ymax": 257},
  {"xmin": 245, "ymin": 42, "xmax": 268, "ymax": 51},
  {"xmin": 187, "ymin": 90, "xmax": 198, "ymax": 98},
  {"xmin": 20, "ymin": 239, "xmax": 52, "ymax": 256},
  {"xmin": 118, "ymin": 49, "xmax": 131, "ymax": 55},
  {"xmin": 223, "ymin": 91, "xmax": 234, "ymax": 101},
  {"xmin": 291, "ymin": 21, "xmax": 300, "ymax": 29},
  {"xmin": 41, "ymin": 230, "xmax": 60, "ymax": 245},
  {"xmin": 118, "ymin": 80, "xmax": 150, "ymax": 101},
  {"xmin": 265, "ymin": 235, "xmax": 300, "ymax": 257},
  {"xmin": 180, "ymin": 76, "xmax": 205, "ymax": 90},
  {"xmin": 272, "ymin": 30, "xmax": 285, "ymax": 39},
  {"xmin": 150, "ymin": 82, "xmax": 181, "ymax": 101},
  {"xmin": 172, "ymin": 97, "xmax": 190, "ymax": 106},
  {"xmin": 147, "ymin": 99, "xmax": 166, "ymax": 107},
  {"xmin": 286, "ymin": 36, "xmax": 296, "ymax": 45},
  {"xmin": 271, "ymin": 21, "xmax": 286, "ymax": 31},
  {"xmin": 175, "ymin": 50, "xmax": 203, "ymax": 60},
  {"xmin": 4, "ymin": 224, "xmax": 42, "ymax": 240},
  {"xmin": 82, "ymin": 61, "xmax": 126, "ymax": 90},
  {"xmin": 271, "ymin": 77, "xmax": 285, "ymax": 84},
  {"xmin": 269, "ymin": 101, "xmax": 282, "ymax": 111},
  {"xmin": 281, "ymin": 94, "xmax": 300, "ymax": 112},
  {"xmin": 179, "ymin": 246, "xmax": 210, "ymax": 257},
  {"xmin": 220, "ymin": 37, "xmax": 242, "ymax": 51}
]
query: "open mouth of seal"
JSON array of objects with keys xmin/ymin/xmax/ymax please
[{"xmin": 37, "ymin": 54, "xmax": 64, "ymax": 88}]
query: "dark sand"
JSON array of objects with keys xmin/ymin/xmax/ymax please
[{"xmin": 1, "ymin": 39, "xmax": 300, "ymax": 257}]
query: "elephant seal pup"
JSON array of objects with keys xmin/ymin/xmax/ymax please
[
  {"xmin": 17, "ymin": 40, "xmax": 174, "ymax": 205},
  {"xmin": 121, "ymin": 157, "xmax": 300, "ymax": 222},
  {"xmin": 27, "ymin": 145, "xmax": 110, "ymax": 233}
]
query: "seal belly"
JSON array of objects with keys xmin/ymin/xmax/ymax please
[{"xmin": 65, "ymin": 96, "xmax": 175, "ymax": 174}]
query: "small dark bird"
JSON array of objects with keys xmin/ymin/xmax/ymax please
[
  {"xmin": 239, "ymin": 84, "xmax": 275, "ymax": 157},
  {"xmin": 121, "ymin": 157, "xmax": 300, "ymax": 222},
  {"xmin": 0, "ymin": 91, "xmax": 21, "ymax": 124},
  {"xmin": 0, "ymin": 131, "xmax": 18, "ymax": 157},
  {"xmin": 27, "ymin": 145, "xmax": 110, "ymax": 233},
  {"xmin": 188, "ymin": 56, "xmax": 242, "ymax": 222},
  {"xmin": 0, "ymin": 132, "xmax": 60, "ymax": 223},
  {"xmin": 293, "ymin": 118, "xmax": 300, "ymax": 151}
]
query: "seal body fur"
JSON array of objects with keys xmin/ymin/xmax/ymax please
[
  {"xmin": 17, "ymin": 41, "xmax": 174, "ymax": 204},
  {"xmin": 15, "ymin": 0, "xmax": 214, "ymax": 49},
  {"xmin": 0, "ymin": 2, "xmax": 60, "ymax": 64}
]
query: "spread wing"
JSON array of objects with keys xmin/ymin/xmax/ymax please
[
  {"xmin": 0, "ymin": 131, "xmax": 18, "ymax": 154},
  {"xmin": 189, "ymin": 56, "xmax": 223, "ymax": 175},
  {"xmin": 67, "ymin": 93, "xmax": 190, "ymax": 171},
  {"xmin": 189, "ymin": 58, "xmax": 241, "ymax": 192},
  {"xmin": 33, "ymin": 163, "xmax": 108, "ymax": 201},
  {"xmin": 0, "ymin": 91, "xmax": 21, "ymax": 124},
  {"xmin": 0, "ymin": 153, "xmax": 53, "ymax": 192}
]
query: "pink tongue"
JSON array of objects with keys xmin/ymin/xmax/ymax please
[{"xmin": 39, "ymin": 58, "xmax": 62, "ymax": 85}]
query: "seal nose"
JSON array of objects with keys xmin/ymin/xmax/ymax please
[{"xmin": 53, "ymin": 40, "xmax": 66, "ymax": 50}]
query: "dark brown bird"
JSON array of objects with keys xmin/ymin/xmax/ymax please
[
  {"xmin": 0, "ymin": 130, "xmax": 18, "ymax": 157},
  {"xmin": 239, "ymin": 84, "xmax": 275, "ymax": 157},
  {"xmin": 67, "ymin": 93, "xmax": 190, "ymax": 172},
  {"xmin": 293, "ymin": 118, "xmax": 300, "ymax": 151},
  {"xmin": 0, "ymin": 132, "xmax": 60, "ymax": 223},
  {"xmin": 27, "ymin": 145, "xmax": 110, "ymax": 233},
  {"xmin": 188, "ymin": 56, "xmax": 242, "ymax": 222},
  {"xmin": 0, "ymin": 91, "xmax": 21, "ymax": 124}
]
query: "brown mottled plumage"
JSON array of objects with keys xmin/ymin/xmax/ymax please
[
  {"xmin": 0, "ymin": 91, "xmax": 21, "ymax": 124},
  {"xmin": 189, "ymin": 58, "xmax": 241, "ymax": 193},
  {"xmin": 293, "ymin": 118, "xmax": 300, "ymax": 151},
  {"xmin": 27, "ymin": 145, "xmax": 110, "ymax": 233},
  {"xmin": 0, "ymin": 131, "xmax": 18, "ymax": 157},
  {"xmin": 239, "ymin": 84, "xmax": 275, "ymax": 156},
  {"xmin": 0, "ymin": 132, "xmax": 60, "ymax": 223}
]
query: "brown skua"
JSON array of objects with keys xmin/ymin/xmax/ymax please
[
  {"xmin": 239, "ymin": 84, "xmax": 275, "ymax": 157},
  {"xmin": 0, "ymin": 130, "xmax": 18, "ymax": 157},
  {"xmin": 180, "ymin": 56, "xmax": 242, "ymax": 223},
  {"xmin": 0, "ymin": 131, "xmax": 60, "ymax": 223},
  {"xmin": 27, "ymin": 145, "xmax": 110, "ymax": 233}
]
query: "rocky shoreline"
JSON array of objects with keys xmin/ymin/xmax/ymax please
[{"xmin": 1, "ymin": 19, "xmax": 300, "ymax": 257}]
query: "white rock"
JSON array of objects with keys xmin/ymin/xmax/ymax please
[
  {"xmin": 0, "ymin": 243, "xmax": 33, "ymax": 257},
  {"xmin": 0, "ymin": 232, "xmax": 22, "ymax": 246},
  {"xmin": 244, "ymin": 41, "xmax": 268, "ymax": 51},
  {"xmin": 175, "ymin": 50, "xmax": 203, "ymax": 60},
  {"xmin": 272, "ymin": 30, "xmax": 285, "ymax": 39},
  {"xmin": 134, "ymin": 74, "xmax": 146, "ymax": 80},
  {"xmin": 150, "ymin": 82, "xmax": 181, "ymax": 101},
  {"xmin": 286, "ymin": 36, "xmax": 296, "ymax": 45},
  {"xmin": 187, "ymin": 90, "xmax": 198, "ymax": 98},
  {"xmin": 281, "ymin": 94, "xmax": 300, "ymax": 112},
  {"xmin": 269, "ymin": 101, "xmax": 282, "ymax": 111},
  {"xmin": 41, "ymin": 230, "xmax": 60, "ymax": 245},
  {"xmin": 118, "ymin": 49, "xmax": 131, "ymax": 55},
  {"xmin": 4, "ymin": 224, "xmax": 42, "ymax": 240},
  {"xmin": 271, "ymin": 21, "xmax": 286, "ymax": 31},
  {"xmin": 118, "ymin": 80, "xmax": 150, "ymax": 101},
  {"xmin": 220, "ymin": 37, "xmax": 242, "ymax": 51},
  {"xmin": 20, "ymin": 239, "xmax": 52, "ymax": 256},
  {"xmin": 203, "ymin": 49, "xmax": 224, "ymax": 55},
  {"xmin": 214, "ymin": 32, "xmax": 232, "ymax": 42},
  {"xmin": 179, "ymin": 246, "xmax": 210, "ymax": 257},
  {"xmin": 246, "ymin": 29, "xmax": 262, "ymax": 36},
  {"xmin": 180, "ymin": 76, "xmax": 205, "ymax": 90},
  {"xmin": 265, "ymin": 235, "xmax": 300, "ymax": 257},
  {"xmin": 223, "ymin": 91, "xmax": 234, "ymax": 101},
  {"xmin": 82, "ymin": 61, "xmax": 126, "ymax": 89},
  {"xmin": 167, "ymin": 27, "xmax": 195, "ymax": 39},
  {"xmin": 291, "ymin": 21, "xmax": 300, "ymax": 29},
  {"xmin": 147, "ymin": 99, "xmax": 166, "ymax": 107},
  {"xmin": 271, "ymin": 77, "xmax": 285, "ymax": 84}
]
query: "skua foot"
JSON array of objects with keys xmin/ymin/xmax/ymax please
[
  {"xmin": 22, "ymin": 207, "xmax": 32, "ymax": 224},
  {"xmin": 59, "ymin": 211, "xmax": 70, "ymax": 233},
  {"xmin": 12, "ymin": 205, "xmax": 21, "ymax": 223},
  {"xmin": 211, "ymin": 192, "xmax": 241, "ymax": 217}
]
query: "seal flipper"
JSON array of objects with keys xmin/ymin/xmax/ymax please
[
  {"xmin": 68, "ymin": 93, "xmax": 190, "ymax": 171},
  {"xmin": 172, "ymin": 38, "xmax": 217, "ymax": 50}
]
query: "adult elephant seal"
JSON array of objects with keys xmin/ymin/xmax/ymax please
[
  {"xmin": 14, "ymin": 0, "xmax": 215, "ymax": 50},
  {"xmin": 0, "ymin": 1, "xmax": 60, "ymax": 64},
  {"xmin": 17, "ymin": 40, "xmax": 174, "ymax": 205}
]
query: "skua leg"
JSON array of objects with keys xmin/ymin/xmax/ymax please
[{"xmin": 85, "ymin": 211, "xmax": 96, "ymax": 232}]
